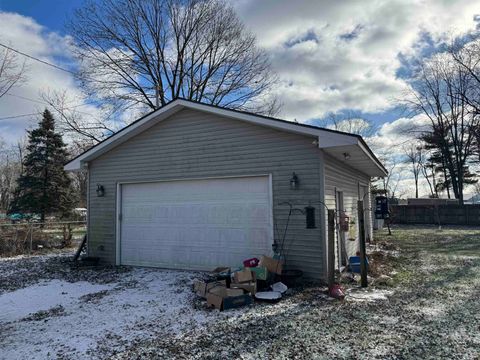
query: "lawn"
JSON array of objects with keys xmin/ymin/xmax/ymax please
[{"xmin": 0, "ymin": 225, "xmax": 479, "ymax": 359}]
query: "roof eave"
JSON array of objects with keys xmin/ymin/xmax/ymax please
[{"xmin": 64, "ymin": 99, "xmax": 387, "ymax": 177}]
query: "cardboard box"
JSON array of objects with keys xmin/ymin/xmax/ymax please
[
  {"xmin": 259, "ymin": 255, "xmax": 283, "ymax": 275},
  {"xmin": 194, "ymin": 279, "xmax": 226, "ymax": 299},
  {"xmin": 230, "ymin": 281, "xmax": 257, "ymax": 295},
  {"xmin": 226, "ymin": 288, "xmax": 244, "ymax": 296},
  {"xmin": 233, "ymin": 268, "xmax": 254, "ymax": 283},
  {"xmin": 206, "ymin": 286, "xmax": 252, "ymax": 310},
  {"xmin": 206, "ymin": 287, "xmax": 224, "ymax": 310}
]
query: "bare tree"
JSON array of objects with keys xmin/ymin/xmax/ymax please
[
  {"xmin": 419, "ymin": 158, "xmax": 438, "ymax": 198},
  {"xmin": 405, "ymin": 52, "xmax": 479, "ymax": 204},
  {"xmin": 450, "ymin": 37, "xmax": 480, "ymax": 114},
  {"xmin": 67, "ymin": 0, "xmax": 278, "ymax": 142},
  {"xmin": 319, "ymin": 111, "xmax": 377, "ymax": 138},
  {"xmin": 374, "ymin": 153, "xmax": 403, "ymax": 200},
  {"xmin": 0, "ymin": 46, "xmax": 27, "ymax": 98},
  {"xmin": 450, "ymin": 38, "xmax": 480, "ymax": 162},
  {"xmin": 403, "ymin": 143, "xmax": 423, "ymax": 198},
  {"xmin": 0, "ymin": 138, "xmax": 26, "ymax": 212},
  {"xmin": 41, "ymin": 89, "xmax": 117, "ymax": 144},
  {"xmin": 68, "ymin": 140, "xmax": 91, "ymax": 207}
]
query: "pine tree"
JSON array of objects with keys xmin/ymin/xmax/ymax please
[
  {"xmin": 9, "ymin": 109, "xmax": 76, "ymax": 223},
  {"xmin": 421, "ymin": 127, "xmax": 477, "ymax": 201}
]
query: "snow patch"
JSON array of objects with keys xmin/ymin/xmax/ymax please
[
  {"xmin": 0, "ymin": 268, "xmax": 235, "ymax": 360},
  {"xmin": 0, "ymin": 279, "xmax": 112, "ymax": 322},
  {"xmin": 346, "ymin": 288, "xmax": 393, "ymax": 302}
]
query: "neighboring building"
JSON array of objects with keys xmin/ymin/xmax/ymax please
[
  {"xmin": 65, "ymin": 99, "xmax": 387, "ymax": 280},
  {"xmin": 73, "ymin": 208, "xmax": 87, "ymax": 220},
  {"xmin": 465, "ymin": 194, "xmax": 480, "ymax": 204}
]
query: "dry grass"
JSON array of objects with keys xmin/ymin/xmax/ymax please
[
  {"xmin": 113, "ymin": 225, "xmax": 480, "ymax": 359},
  {"xmin": 0, "ymin": 224, "xmax": 85, "ymax": 257}
]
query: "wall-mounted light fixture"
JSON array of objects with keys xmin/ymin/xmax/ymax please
[
  {"xmin": 96, "ymin": 184, "xmax": 105, "ymax": 197},
  {"xmin": 290, "ymin": 172, "xmax": 299, "ymax": 190},
  {"xmin": 343, "ymin": 152, "xmax": 351, "ymax": 160}
]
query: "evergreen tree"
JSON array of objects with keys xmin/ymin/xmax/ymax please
[
  {"xmin": 9, "ymin": 109, "xmax": 76, "ymax": 222},
  {"xmin": 421, "ymin": 127, "xmax": 477, "ymax": 201}
]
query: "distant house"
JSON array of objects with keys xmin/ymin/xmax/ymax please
[
  {"xmin": 465, "ymin": 194, "xmax": 480, "ymax": 204},
  {"xmin": 65, "ymin": 99, "xmax": 386, "ymax": 280}
]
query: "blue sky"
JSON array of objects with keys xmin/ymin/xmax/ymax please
[
  {"xmin": 1, "ymin": 0, "xmax": 479, "ymax": 197},
  {"xmin": 0, "ymin": 0, "xmax": 83, "ymax": 34}
]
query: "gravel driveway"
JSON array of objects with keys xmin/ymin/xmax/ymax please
[{"xmin": 1, "ymin": 225, "xmax": 479, "ymax": 359}]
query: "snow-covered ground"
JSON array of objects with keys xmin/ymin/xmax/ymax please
[{"xmin": 0, "ymin": 258, "xmax": 242, "ymax": 360}]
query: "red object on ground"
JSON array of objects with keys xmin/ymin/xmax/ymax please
[
  {"xmin": 243, "ymin": 258, "xmax": 260, "ymax": 267},
  {"xmin": 329, "ymin": 284, "xmax": 345, "ymax": 300}
]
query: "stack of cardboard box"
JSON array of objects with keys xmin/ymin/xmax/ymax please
[
  {"xmin": 193, "ymin": 256, "xmax": 286, "ymax": 311},
  {"xmin": 194, "ymin": 268, "xmax": 254, "ymax": 310},
  {"xmin": 231, "ymin": 268, "xmax": 257, "ymax": 295}
]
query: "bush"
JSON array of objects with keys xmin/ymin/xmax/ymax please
[{"xmin": 0, "ymin": 222, "xmax": 84, "ymax": 257}]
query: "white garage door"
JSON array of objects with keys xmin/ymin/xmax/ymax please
[{"xmin": 119, "ymin": 176, "xmax": 273, "ymax": 269}]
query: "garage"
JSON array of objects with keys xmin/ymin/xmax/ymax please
[
  {"xmin": 118, "ymin": 175, "xmax": 273, "ymax": 269},
  {"xmin": 65, "ymin": 99, "xmax": 387, "ymax": 279}
]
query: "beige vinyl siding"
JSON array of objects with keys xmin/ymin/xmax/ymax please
[
  {"xmin": 323, "ymin": 153, "xmax": 372, "ymax": 267},
  {"xmin": 88, "ymin": 108, "xmax": 325, "ymax": 280}
]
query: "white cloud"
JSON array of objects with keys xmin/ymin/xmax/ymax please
[
  {"xmin": 367, "ymin": 114, "xmax": 430, "ymax": 153},
  {"xmin": 235, "ymin": 0, "xmax": 479, "ymax": 120},
  {"xmin": 0, "ymin": 3, "xmax": 478, "ymax": 199},
  {"xmin": 0, "ymin": 12, "xmax": 101, "ymax": 144}
]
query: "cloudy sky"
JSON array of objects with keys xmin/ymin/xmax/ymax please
[{"xmin": 0, "ymin": 0, "xmax": 479, "ymax": 197}]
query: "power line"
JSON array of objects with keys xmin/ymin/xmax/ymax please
[
  {"xmin": 0, "ymin": 112, "xmax": 39, "ymax": 121},
  {"xmin": 0, "ymin": 42, "xmax": 113, "ymax": 86},
  {"xmin": 5, "ymin": 93, "xmax": 45, "ymax": 105},
  {"xmin": 0, "ymin": 44, "xmax": 113, "ymax": 121},
  {"xmin": 0, "ymin": 42, "xmax": 78, "ymax": 76},
  {"xmin": 5, "ymin": 92, "xmax": 99, "ymax": 113},
  {"xmin": 0, "ymin": 93, "xmax": 102, "ymax": 121}
]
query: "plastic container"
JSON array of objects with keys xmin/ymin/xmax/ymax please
[
  {"xmin": 246, "ymin": 266, "xmax": 268, "ymax": 280},
  {"xmin": 243, "ymin": 257, "xmax": 259, "ymax": 267},
  {"xmin": 348, "ymin": 256, "xmax": 369, "ymax": 273},
  {"xmin": 255, "ymin": 291, "xmax": 282, "ymax": 302}
]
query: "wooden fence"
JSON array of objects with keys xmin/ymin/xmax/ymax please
[{"xmin": 390, "ymin": 205, "xmax": 480, "ymax": 226}]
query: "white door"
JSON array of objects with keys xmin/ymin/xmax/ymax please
[{"xmin": 119, "ymin": 176, "xmax": 273, "ymax": 270}]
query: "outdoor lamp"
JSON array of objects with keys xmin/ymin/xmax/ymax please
[
  {"xmin": 96, "ymin": 184, "xmax": 105, "ymax": 197},
  {"xmin": 290, "ymin": 172, "xmax": 299, "ymax": 190}
]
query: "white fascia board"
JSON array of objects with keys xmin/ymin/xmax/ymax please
[
  {"xmin": 318, "ymin": 135, "xmax": 387, "ymax": 178},
  {"xmin": 357, "ymin": 140, "xmax": 388, "ymax": 177},
  {"xmin": 64, "ymin": 158, "xmax": 82, "ymax": 171},
  {"xmin": 316, "ymin": 132, "xmax": 358, "ymax": 148}
]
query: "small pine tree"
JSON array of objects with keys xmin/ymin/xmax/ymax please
[{"xmin": 9, "ymin": 109, "xmax": 76, "ymax": 223}]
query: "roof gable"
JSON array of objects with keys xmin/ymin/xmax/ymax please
[{"xmin": 65, "ymin": 99, "xmax": 387, "ymax": 177}]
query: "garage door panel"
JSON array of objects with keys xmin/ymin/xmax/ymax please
[{"xmin": 120, "ymin": 176, "xmax": 272, "ymax": 269}]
